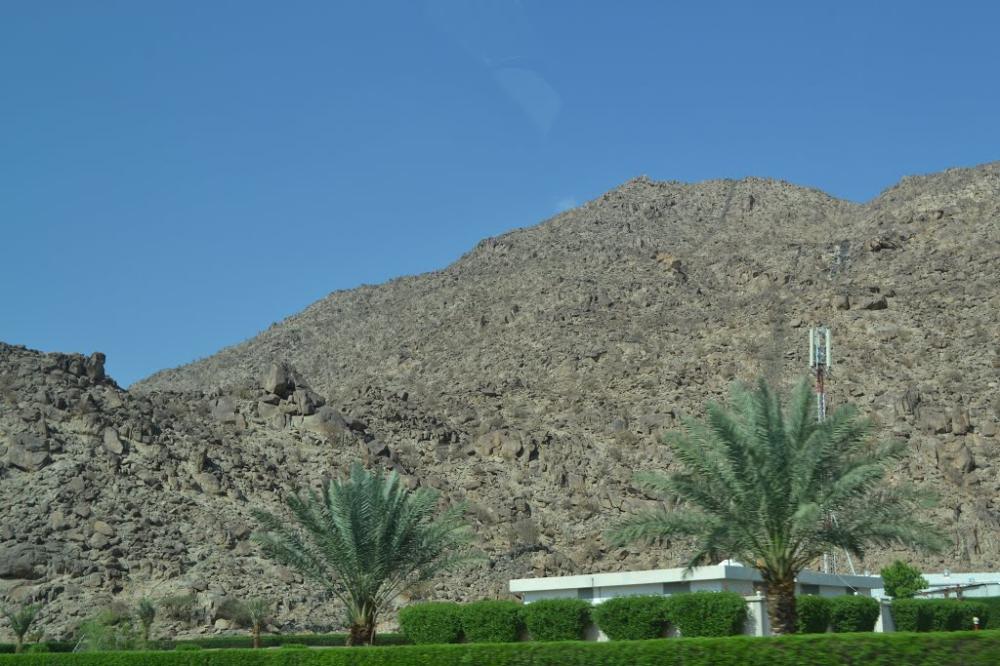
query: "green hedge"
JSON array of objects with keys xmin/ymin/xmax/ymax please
[
  {"xmin": 796, "ymin": 596, "xmax": 831, "ymax": 634},
  {"xmin": 459, "ymin": 600, "xmax": 524, "ymax": 643},
  {"xmin": 667, "ymin": 591, "xmax": 747, "ymax": 637},
  {"xmin": 828, "ymin": 595, "xmax": 880, "ymax": 633},
  {"xmin": 591, "ymin": 595, "xmax": 671, "ymax": 640},
  {"xmin": 522, "ymin": 599, "xmax": 592, "ymax": 641},
  {"xmin": 3, "ymin": 632, "xmax": 1000, "ymax": 665},
  {"xmin": 893, "ymin": 599, "xmax": 988, "ymax": 632},
  {"xmin": 398, "ymin": 602, "xmax": 464, "ymax": 645}
]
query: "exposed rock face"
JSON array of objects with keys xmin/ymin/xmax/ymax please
[{"xmin": 3, "ymin": 163, "xmax": 1000, "ymax": 638}]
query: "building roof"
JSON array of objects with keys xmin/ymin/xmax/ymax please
[{"xmin": 510, "ymin": 563, "xmax": 882, "ymax": 593}]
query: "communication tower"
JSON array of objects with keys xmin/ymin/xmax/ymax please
[{"xmin": 809, "ymin": 326, "xmax": 831, "ymax": 422}]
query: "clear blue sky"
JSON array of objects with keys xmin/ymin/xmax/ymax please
[{"xmin": 3, "ymin": 1, "xmax": 999, "ymax": 387}]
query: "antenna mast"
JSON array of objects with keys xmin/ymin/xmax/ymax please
[{"xmin": 809, "ymin": 326, "xmax": 831, "ymax": 422}]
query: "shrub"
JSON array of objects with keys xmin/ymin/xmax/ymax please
[
  {"xmin": 894, "ymin": 599, "xmax": 989, "ymax": 632},
  {"xmin": 23, "ymin": 644, "xmax": 49, "ymax": 654},
  {"xmin": 880, "ymin": 561, "xmax": 928, "ymax": 598},
  {"xmin": 892, "ymin": 598, "xmax": 934, "ymax": 632},
  {"xmin": 522, "ymin": 599, "xmax": 592, "ymax": 641},
  {"xmin": 399, "ymin": 602, "xmax": 463, "ymax": 644},
  {"xmin": 159, "ymin": 594, "xmax": 197, "ymax": 624},
  {"xmin": 278, "ymin": 644, "xmax": 308, "ymax": 649},
  {"xmin": 460, "ymin": 600, "xmax": 524, "ymax": 643},
  {"xmin": 174, "ymin": 644, "xmax": 201, "ymax": 651},
  {"xmin": 591, "ymin": 595, "xmax": 671, "ymax": 640},
  {"xmin": 74, "ymin": 610, "xmax": 142, "ymax": 652},
  {"xmin": 828, "ymin": 595, "xmax": 880, "ymax": 632},
  {"xmin": 795, "ymin": 596, "xmax": 831, "ymax": 634},
  {"xmin": 667, "ymin": 592, "xmax": 747, "ymax": 637}
]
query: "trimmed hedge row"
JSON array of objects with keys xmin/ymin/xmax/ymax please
[
  {"xmin": 791, "ymin": 595, "xmax": 880, "ymax": 633},
  {"xmin": 0, "ymin": 634, "xmax": 408, "ymax": 654},
  {"xmin": 400, "ymin": 592, "xmax": 747, "ymax": 644},
  {"xmin": 2, "ymin": 632, "xmax": 1000, "ymax": 666},
  {"xmin": 893, "ymin": 599, "xmax": 989, "ymax": 632},
  {"xmin": 398, "ymin": 603, "xmax": 463, "ymax": 645},
  {"xmin": 590, "ymin": 596, "xmax": 671, "ymax": 640},
  {"xmin": 521, "ymin": 599, "xmax": 592, "ymax": 641},
  {"xmin": 795, "ymin": 596, "xmax": 832, "ymax": 634}
]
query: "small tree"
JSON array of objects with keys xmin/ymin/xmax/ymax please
[
  {"xmin": 253, "ymin": 463, "xmax": 477, "ymax": 645},
  {"xmin": 881, "ymin": 560, "xmax": 928, "ymax": 599},
  {"xmin": 136, "ymin": 598, "xmax": 156, "ymax": 644},
  {"xmin": 242, "ymin": 598, "xmax": 272, "ymax": 649},
  {"xmin": 3, "ymin": 604, "xmax": 40, "ymax": 653}
]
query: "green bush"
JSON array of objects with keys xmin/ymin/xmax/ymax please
[
  {"xmin": 591, "ymin": 595, "xmax": 671, "ymax": 640},
  {"xmin": 795, "ymin": 596, "xmax": 831, "ymax": 634},
  {"xmin": 23, "ymin": 644, "xmax": 50, "ymax": 653},
  {"xmin": 460, "ymin": 600, "xmax": 524, "ymax": 643},
  {"xmin": 880, "ymin": 560, "xmax": 928, "ymax": 599},
  {"xmin": 828, "ymin": 595, "xmax": 880, "ymax": 632},
  {"xmin": 522, "ymin": 599, "xmax": 592, "ymax": 641},
  {"xmin": 667, "ymin": 592, "xmax": 747, "ymax": 637},
  {"xmin": 398, "ymin": 602, "xmax": 464, "ymax": 644},
  {"xmin": 174, "ymin": 644, "xmax": 202, "ymax": 651},
  {"xmin": 2, "ymin": 632, "xmax": 1000, "ymax": 665},
  {"xmin": 279, "ymin": 644, "xmax": 308, "ymax": 649},
  {"xmin": 894, "ymin": 599, "xmax": 988, "ymax": 632}
]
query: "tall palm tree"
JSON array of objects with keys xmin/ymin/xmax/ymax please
[
  {"xmin": 252, "ymin": 463, "xmax": 475, "ymax": 645},
  {"xmin": 610, "ymin": 378, "xmax": 944, "ymax": 635}
]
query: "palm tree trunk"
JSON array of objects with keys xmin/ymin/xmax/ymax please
[
  {"xmin": 765, "ymin": 577, "xmax": 797, "ymax": 635},
  {"xmin": 14, "ymin": 636, "xmax": 22, "ymax": 654},
  {"xmin": 252, "ymin": 623, "xmax": 261, "ymax": 649},
  {"xmin": 347, "ymin": 622, "xmax": 374, "ymax": 646}
]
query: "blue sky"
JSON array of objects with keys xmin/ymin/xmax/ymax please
[{"xmin": 2, "ymin": 1, "xmax": 999, "ymax": 387}]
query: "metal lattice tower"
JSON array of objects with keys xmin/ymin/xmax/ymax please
[{"xmin": 809, "ymin": 326, "xmax": 831, "ymax": 422}]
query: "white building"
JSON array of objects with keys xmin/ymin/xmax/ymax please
[
  {"xmin": 869, "ymin": 571, "xmax": 1000, "ymax": 599},
  {"xmin": 510, "ymin": 563, "xmax": 888, "ymax": 637},
  {"xmin": 510, "ymin": 562, "xmax": 883, "ymax": 604}
]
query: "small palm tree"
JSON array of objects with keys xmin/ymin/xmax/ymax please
[
  {"xmin": 242, "ymin": 598, "xmax": 272, "ymax": 649},
  {"xmin": 610, "ymin": 378, "xmax": 944, "ymax": 635},
  {"xmin": 252, "ymin": 463, "xmax": 476, "ymax": 645},
  {"xmin": 3, "ymin": 603, "xmax": 40, "ymax": 653},
  {"xmin": 136, "ymin": 598, "xmax": 156, "ymax": 644}
]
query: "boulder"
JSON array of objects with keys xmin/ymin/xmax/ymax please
[
  {"xmin": 6, "ymin": 432, "xmax": 50, "ymax": 471},
  {"xmin": 102, "ymin": 428, "xmax": 125, "ymax": 456},
  {"xmin": 263, "ymin": 362, "xmax": 299, "ymax": 398},
  {"xmin": 0, "ymin": 543, "xmax": 45, "ymax": 579},
  {"xmin": 85, "ymin": 352, "xmax": 106, "ymax": 381},
  {"xmin": 300, "ymin": 406, "xmax": 348, "ymax": 438}
]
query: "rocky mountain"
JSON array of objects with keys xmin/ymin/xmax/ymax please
[{"xmin": 3, "ymin": 163, "xmax": 999, "ymax": 638}]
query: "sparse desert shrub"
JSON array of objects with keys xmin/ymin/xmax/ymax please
[{"xmin": 159, "ymin": 594, "xmax": 197, "ymax": 624}]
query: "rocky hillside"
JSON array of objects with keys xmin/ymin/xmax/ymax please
[{"xmin": 3, "ymin": 163, "xmax": 999, "ymax": 638}]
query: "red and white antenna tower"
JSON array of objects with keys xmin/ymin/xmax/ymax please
[{"xmin": 809, "ymin": 326, "xmax": 831, "ymax": 422}]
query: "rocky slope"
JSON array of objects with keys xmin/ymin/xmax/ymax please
[{"xmin": 3, "ymin": 163, "xmax": 999, "ymax": 638}]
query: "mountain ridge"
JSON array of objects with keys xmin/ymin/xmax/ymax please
[{"xmin": 2, "ymin": 161, "xmax": 998, "ymax": 638}]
